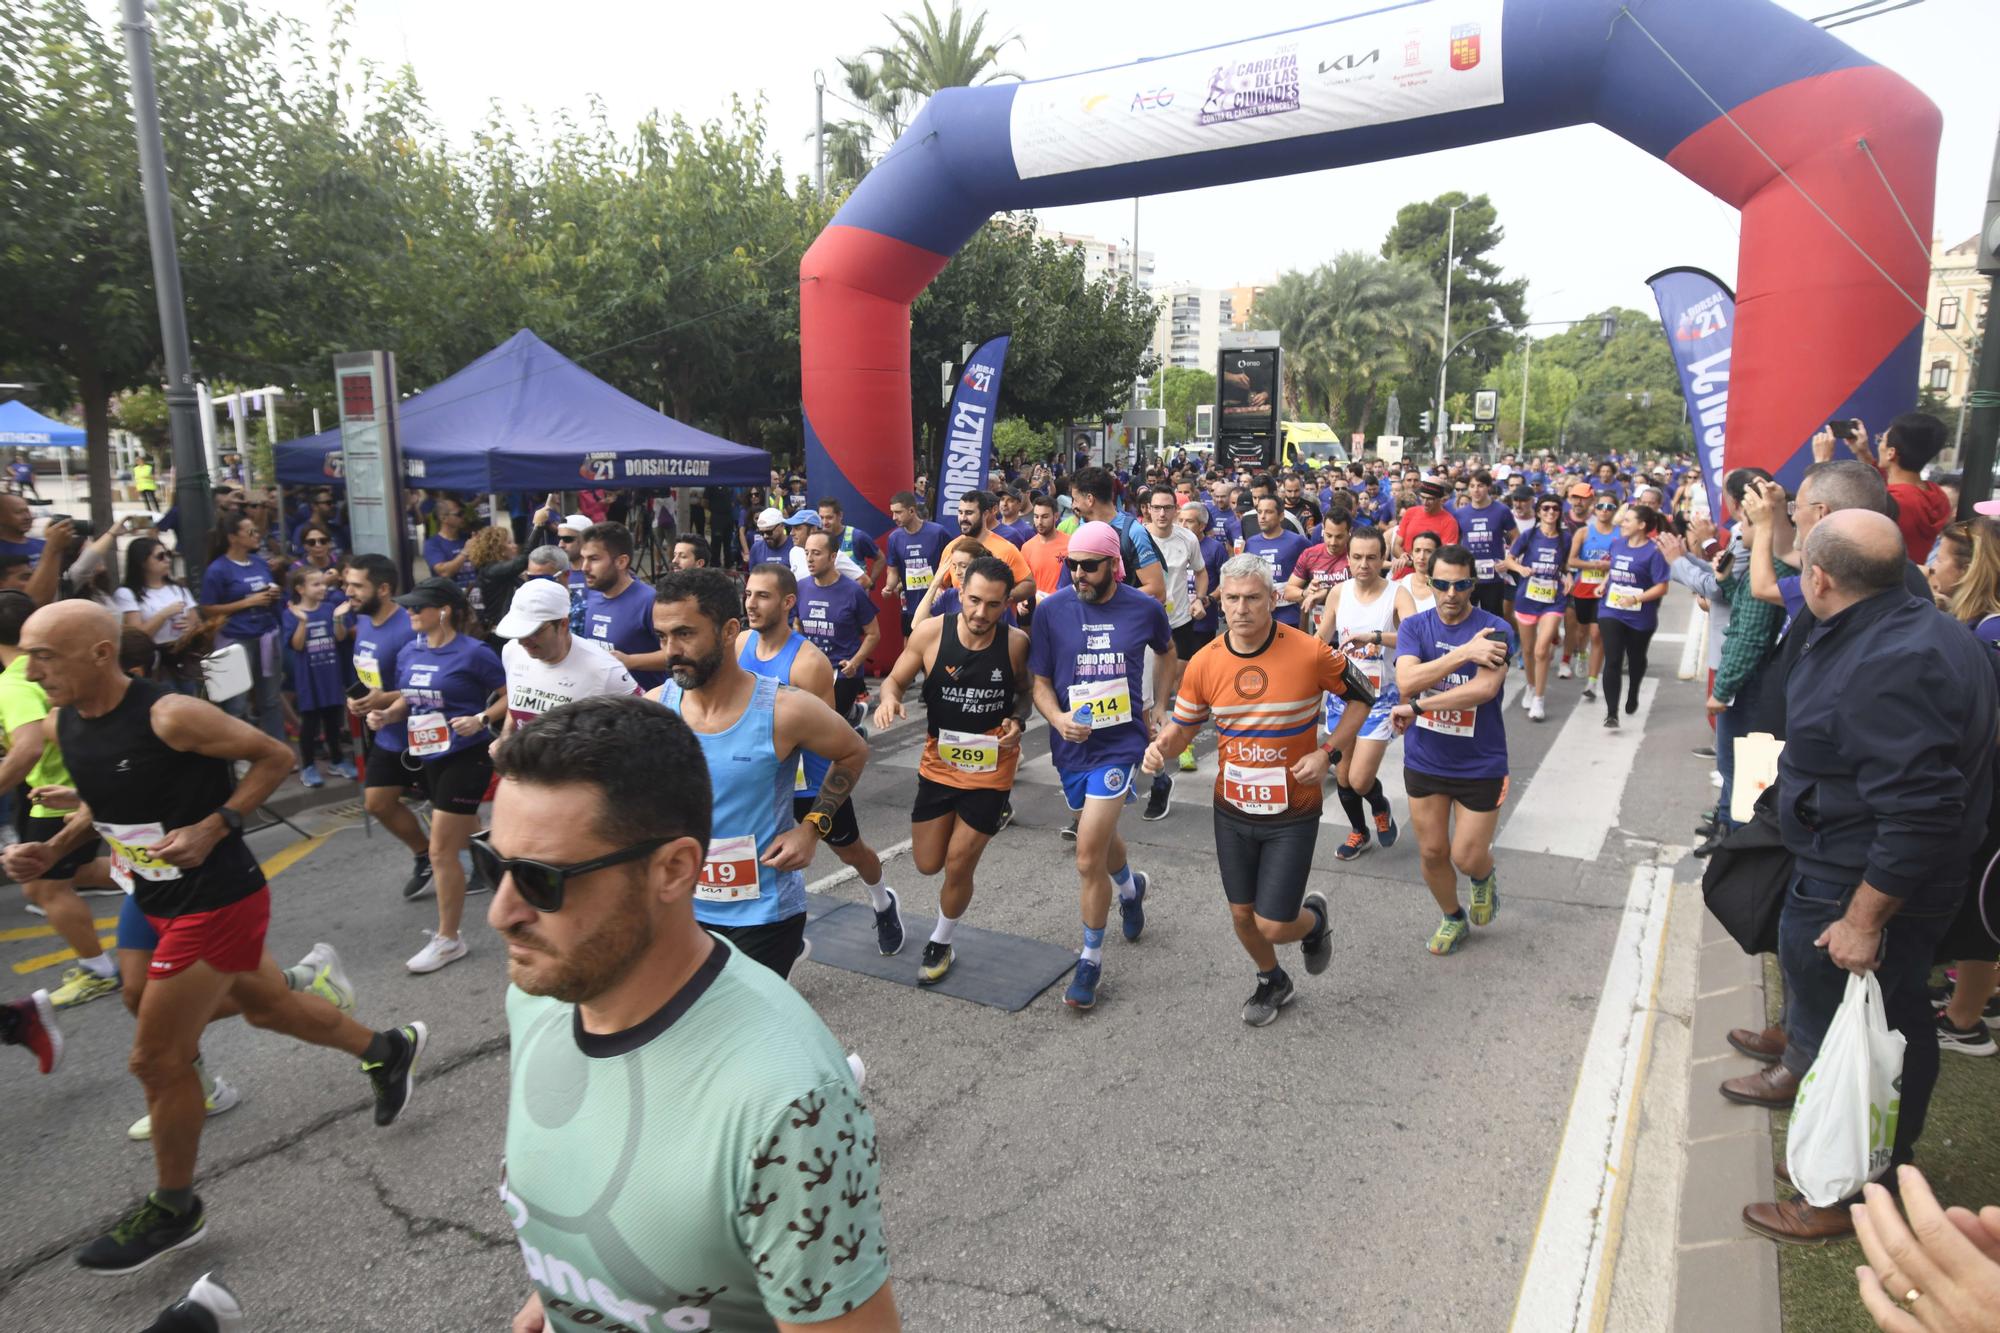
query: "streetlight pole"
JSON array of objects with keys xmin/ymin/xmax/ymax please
[
  {"xmin": 1517, "ymin": 334, "xmax": 1533, "ymax": 453},
  {"xmin": 1432, "ymin": 201, "xmax": 1463, "ymax": 465},
  {"xmin": 813, "ymin": 70, "xmax": 826, "ymax": 197},
  {"xmin": 119, "ymin": 0, "xmax": 213, "ymax": 553}
]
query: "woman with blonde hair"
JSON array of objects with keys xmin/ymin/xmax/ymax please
[
  {"xmin": 462, "ymin": 523, "xmax": 528, "ymax": 643},
  {"xmin": 1935, "ymin": 516, "xmax": 2000, "ymax": 1056}
]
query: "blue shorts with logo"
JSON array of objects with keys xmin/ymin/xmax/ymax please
[
  {"xmin": 1059, "ymin": 762, "xmax": 1138, "ymax": 811},
  {"xmin": 1325, "ymin": 680, "xmax": 1401, "ymax": 746}
]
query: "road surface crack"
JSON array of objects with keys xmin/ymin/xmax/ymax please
[
  {"xmin": 900, "ymin": 1272, "xmax": 1155, "ymax": 1331},
  {"xmin": 343, "ymin": 1152, "xmax": 514, "ymax": 1250}
]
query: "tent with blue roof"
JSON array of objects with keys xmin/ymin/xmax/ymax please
[{"xmin": 0, "ymin": 400, "xmax": 86, "ymax": 447}]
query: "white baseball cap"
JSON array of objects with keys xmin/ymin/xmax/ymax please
[
  {"xmin": 755, "ymin": 506, "xmax": 786, "ymax": 530},
  {"xmin": 558, "ymin": 513, "xmax": 593, "ymax": 536},
  {"xmin": 494, "ymin": 578, "xmax": 574, "ymax": 638}
]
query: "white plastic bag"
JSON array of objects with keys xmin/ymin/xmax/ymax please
[{"xmin": 1786, "ymin": 970, "xmax": 1906, "ymax": 1207}]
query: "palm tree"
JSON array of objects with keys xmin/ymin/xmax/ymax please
[
  {"xmin": 871, "ymin": 1, "xmax": 1023, "ymax": 95},
  {"xmin": 822, "ymin": 56, "xmax": 910, "ymax": 184},
  {"xmin": 1250, "ymin": 255, "xmax": 1441, "ymax": 434}
]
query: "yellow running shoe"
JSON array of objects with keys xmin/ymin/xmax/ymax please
[
  {"xmin": 1427, "ymin": 915, "xmax": 1469, "ymax": 956},
  {"xmin": 50, "ymin": 964, "xmax": 121, "ymax": 1009},
  {"xmin": 1469, "ymin": 874, "xmax": 1499, "ymax": 927},
  {"xmin": 917, "ymin": 941, "xmax": 954, "ymax": 986},
  {"xmin": 1177, "ymin": 746, "xmax": 1196, "ymax": 773}
]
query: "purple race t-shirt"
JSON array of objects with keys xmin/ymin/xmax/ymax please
[
  {"xmin": 1397, "ymin": 607, "xmax": 1511, "ymax": 781},
  {"xmin": 1027, "ymin": 584, "xmax": 1171, "ymax": 772}
]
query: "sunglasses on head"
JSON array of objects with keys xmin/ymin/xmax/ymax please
[
  {"xmin": 1432, "ymin": 577, "xmax": 1477, "ymax": 593},
  {"xmin": 1065, "ymin": 556, "xmax": 1108, "ymax": 574},
  {"xmin": 467, "ymin": 829, "xmax": 668, "ymax": 913}
]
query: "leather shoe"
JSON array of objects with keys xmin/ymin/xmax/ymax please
[
  {"xmin": 1693, "ymin": 833, "xmax": 1724, "ymax": 858},
  {"xmin": 1720, "ymin": 1062, "xmax": 1800, "ymax": 1108},
  {"xmin": 1742, "ymin": 1197, "xmax": 1854, "ymax": 1245},
  {"xmin": 1774, "ymin": 1158, "xmax": 1792, "ymax": 1190},
  {"xmin": 1727, "ymin": 1025, "xmax": 1787, "ymax": 1062}
]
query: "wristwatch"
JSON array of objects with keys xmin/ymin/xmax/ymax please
[
  {"xmin": 802, "ymin": 810, "xmax": 834, "ymax": 840},
  {"xmin": 216, "ymin": 807, "xmax": 244, "ymax": 835}
]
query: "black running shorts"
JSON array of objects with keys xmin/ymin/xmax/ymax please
[
  {"xmin": 1172, "ymin": 621, "xmax": 1214, "ymax": 661},
  {"xmin": 1403, "ymin": 766, "xmax": 1508, "ymax": 813},
  {"xmin": 420, "ymin": 745, "xmax": 494, "ymax": 817},
  {"xmin": 794, "ymin": 795, "xmax": 860, "ymax": 848},
  {"xmin": 1571, "ymin": 596, "xmax": 1600, "ymax": 626},
  {"xmin": 911, "ymin": 775, "xmax": 1008, "ymax": 837},
  {"xmin": 1471, "ymin": 582, "xmax": 1507, "ymax": 616},
  {"xmin": 713, "ymin": 914, "xmax": 808, "ymax": 979},
  {"xmin": 1213, "ymin": 808, "xmax": 1319, "ymax": 922},
  {"xmin": 20, "ymin": 814, "xmax": 103, "ymax": 881}
]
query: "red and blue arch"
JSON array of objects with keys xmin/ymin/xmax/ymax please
[{"xmin": 801, "ymin": 0, "xmax": 1938, "ymax": 538}]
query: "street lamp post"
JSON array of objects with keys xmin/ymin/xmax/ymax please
[{"xmin": 1432, "ymin": 202, "xmax": 1464, "ymax": 465}]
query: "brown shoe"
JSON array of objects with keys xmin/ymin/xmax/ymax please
[
  {"xmin": 1774, "ymin": 1158, "xmax": 1792, "ymax": 1190},
  {"xmin": 1719, "ymin": 1063, "xmax": 1800, "ymax": 1108},
  {"xmin": 1727, "ymin": 1025, "xmax": 1786, "ymax": 1062},
  {"xmin": 1743, "ymin": 1197, "xmax": 1854, "ymax": 1245}
]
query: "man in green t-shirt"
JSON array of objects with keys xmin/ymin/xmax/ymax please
[
  {"xmin": 486, "ymin": 696, "xmax": 899, "ymax": 1333},
  {"xmin": 0, "ymin": 591, "xmax": 118, "ymax": 1008}
]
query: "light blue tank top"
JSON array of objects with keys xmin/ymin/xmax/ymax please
[
  {"xmin": 738, "ymin": 631, "xmax": 831, "ymax": 797},
  {"xmin": 659, "ymin": 672, "xmax": 803, "ymax": 927},
  {"xmin": 1580, "ymin": 522, "xmax": 1617, "ymax": 565}
]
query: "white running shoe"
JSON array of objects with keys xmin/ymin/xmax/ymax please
[
  {"xmin": 1529, "ymin": 695, "xmax": 1546, "ymax": 722},
  {"xmin": 1520, "ymin": 688, "xmax": 1533, "ymax": 712},
  {"xmin": 299, "ymin": 942, "xmax": 356, "ymax": 1012},
  {"xmin": 185, "ymin": 1271, "xmax": 245, "ymax": 1331},
  {"xmin": 405, "ymin": 932, "xmax": 468, "ymax": 974},
  {"xmin": 129, "ymin": 1076, "xmax": 241, "ymax": 1141},
  {"xmin": 1557, "ymin": 660, "xmax": 1573, "ymax": 679},
  {"xmin": 846, "ymin": 1051, "xmax": 866, "ymax": 1090}
]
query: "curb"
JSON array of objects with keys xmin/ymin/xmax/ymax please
[{"xmin": 1672, "ymin": 909, "xmax": 1783, "ymax": 1333}]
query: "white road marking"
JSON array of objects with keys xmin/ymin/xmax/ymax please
[
  {"xmin": 1495, "ymin": 678, "xmax": 1657, "ymax": 861},
  {"xmin": 1508, "ymin": 863, "xmax": 1676, "ymax": 1333},
  {"xmin": 806, "ymin": 837, "xmax": 915, "ymax": 894}
]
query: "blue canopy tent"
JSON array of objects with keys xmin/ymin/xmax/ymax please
[
  {"xmin": 274, "ymin": 329, "xmax": 770, "ymax": 489},
  {"xmin": 0, "ymin": 400, "xmax": 85, "ymax": 446}
]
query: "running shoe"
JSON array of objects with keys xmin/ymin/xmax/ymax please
[
  {"xmin": 128, "ymin": 1077, "xmax": 241, "ymax": 1142},
  {"xmin": 1558, "ymin": 659, "xmax": 1573, "ymax": 680},
  {"xmin": 1374, "ymin": 810, "xmax": 1399, "ymax": 849},
  {"xmin": 7, "ymin": 988, "xmax": 62, "ymax": 1074},
  {"xmin": 917, "ymin": 941, "xmax": 954, "ymax": 986},
  {"xmin": 1242, "ymin": 971, "xmax": 1296, "ymax": 1026},
  {"xmin": 1529, "ymin": 695, "xmax": 1546, "ymax": 722},
  {"xmin": 1064, "ymin": 957, "xmax": 1102, "ymax": 1010},
  {"xmin": 1936, "ymin": 1012, "xmax": 1996, "ymax": 1057},
  {"xmin": 463, "ymin": 852, "xmax": 495, "ymax": 896},
  {"xmin": 1061, "ymin": 816, "xmax": 1078, "ymax": 842},
  {"xmin": 1691, "ymin": 744, "xmax": 1716, "ymax": 759},
  {"xmin": 1582, "ymin": 678, "xmax": 1598, "ymax": 703},
  {"xmin": 405, "ymin": 932, "xmax": 467, "ymax": 974},
  {"xmin": 50, "ymin": 965, "xmax": 120, "ymax": 1010},
  {"xmin": 1334, "ymin": 830, "xmax": 1370, "ymax": 862},
  {"xmin": 1142, "ymin": 776, "xmax": 1173, "ymax": 822},
  {"xmin": 332, "ymin": 759, "xmax": 359, "ymax": 781},
  {"xmin": 399, "ymin": 854, "xmax": 433, "ymax": 902},
  {"xmin": 996, "ymin": 801, "xmax": 1013, "ymax": 833},
  {"xmin": 168, "ymin": 1272, "xmax": 244, "ymax": 1332},
  {"xmin": 1299, "ymin": 892, "xmax": 1333, "ymax": 976},
  {"xmin": 300, "ymin": 765, "xmax": 324, "ymax": 789},
  {"xmin": 1427, "ymin": 914, "xmax": 1470, "ymax": 956},
  {"xmin": 364, "ymin": 1022, "xmax": 428, "ymax": 1126},
  {"xmin": 1602, "ymin": 713, "xmax": 1620, "ymax": 730},
  {"xmin": 1520, "ymin": 688, "xmax": 1533, "ymax": 713},
  {"xmin": 1469, "ymin": 874, "xmax": 1499, "ymax": 927},
  {"xmin": 1625, "ymin": 693, "xmax": 1641, "ymax": 716},
  {"xmin": 1177, "ymin": 745, "xmax": 1196, "ymax": 773},
  {"xmin": 75, "ymin": 1193, "xmax": 206, "ymax": 1276},
  {"xmin": 1929, "ymin": 983, "xmax": 2000, "ymax": 1021},
  {"xmin": 873, "ymin": 888, "xmax": 905, "ymax": 956},
  {"xmin": 1119, "ymin": 871, "xmax": 1148, "ymax": 942},
  {"xmin": 299, "ymin": 942, "xmax": 356, "ymax": 1013}
]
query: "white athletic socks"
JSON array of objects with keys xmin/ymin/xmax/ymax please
[
  {"xmin": 1110, "ymin": 863, "xmax": 1137, "ymax": 901},
  {"xmin": 78, "ymin": 953, "xmax": 117, "ymax": 979},
  {"xmin": 864, "ymin": 880, "xmax": 893, "ymax": 913},
  {"xmin": 930, "ymin": 913, "xmax": 959, "ymax": 946}
]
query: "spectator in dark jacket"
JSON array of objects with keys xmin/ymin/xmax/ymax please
[{"xmin": 1735, "ymin": 509, "xmax": 1998, "ymax": 1245}]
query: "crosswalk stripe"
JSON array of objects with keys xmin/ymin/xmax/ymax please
[
  {"xmin": 1494, "ymin": 678, "xmax": 1659, "ymax": 861},
  {"xmin": 0, "ymin": 916, "xmax": 117, "ymax": 944}
]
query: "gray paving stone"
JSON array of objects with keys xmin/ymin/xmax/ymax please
[
  {"xmin": 1674, "ymin": 1239, "xmax": 1781, "ymax": 1333},
  {"xmin": 1679, "ymin": 1134, "xmax": 1774, "ymax": 1247},
  {"xmin": 1690, "ymin": 983, "xmax": 1768, "ymax": 1065},
  {"xmin": 1697, "ymin": 937, "xmax": 1763, "ymax": 997},
  {"xmin": 1687, "ymin": 1069, "xmax": 1779, "ymax": 1144}
]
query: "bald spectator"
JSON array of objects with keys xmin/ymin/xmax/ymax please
[{"xmin": 1734, "ymin": 509, "xmax": 1998, "ymax": 1245}]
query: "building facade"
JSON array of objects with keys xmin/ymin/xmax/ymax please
[
  {"xmin": 1033, "ymin": 226, "xmax": 1156, "ymax": 291},
  {"xmin": 1151, "ymin": 285, "xmax": 1237, "ymax": 371},
  {"xmin": 1924, "ymin": 234, "xmax": 1986, "ymax": 410}
]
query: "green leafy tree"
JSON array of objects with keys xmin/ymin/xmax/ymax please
[
  {"xmin": 1247, "ymin": 254, "xmax": 1439, "ymax": 435},
  {"xmin": 1526, "ymin": 308, "xmax": 1688, "ymax": 458},
  {"xmin": 824, "ymin": 3, "xmax": 1020, "ymax": 186},
  {"xmin": 1382, "ymin": 192, "xmax": 1529, "ymax": 425},
  {"xmin": 1159, "ymin": 367, "xmax": 1216, "ymax": 445}
]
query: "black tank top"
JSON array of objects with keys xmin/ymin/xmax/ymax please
[
  {"xmin": 57, "ymin": 678, "xmax": 264, "ymax": 916},
  {"xmin": 922, "ymin": 614, "xmax": 1016, "ymax": 737}
]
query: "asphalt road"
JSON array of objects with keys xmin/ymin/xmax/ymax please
[{"xmin": 0, "ymin": 595, "xmax": 1721, "ymax": 1332}]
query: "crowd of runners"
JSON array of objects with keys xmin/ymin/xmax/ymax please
[{"xmin": 7, "ymin": 420, "xmax": 1998, "ymax": 1330}]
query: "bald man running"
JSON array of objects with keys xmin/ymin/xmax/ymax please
[{"xmin": 1, "ymin": 602, "xmax": 429, "ymax": 1275}]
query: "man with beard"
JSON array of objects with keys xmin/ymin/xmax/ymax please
[
  {"xmin": 948, "ymin": 490, "xmax": 1035, "ymax": 605},
  {"xmin": 738, "ymin": 563, "xmax": 904, "ymax": 959},
  {"xmin": 344, "ymin": 554, "xmax": 435, "ymax": 901},
  {"xmin": 483, "ymin": 696, "xmax": 899, "ymax": 1333},
  {"xmin": 648, "ymin": 569, "xmax": 869, "ymax": 977},
  {"xmin": 579, "ymin": 522, "xmax": 667, "ymax": 689}
]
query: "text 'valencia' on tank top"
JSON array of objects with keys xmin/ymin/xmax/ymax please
[
  {"xmin": 918, "ymin": 614, "xmax": 1019, "ymax": 789},
  {"xmin": 56, "ymin": 678, "xmax": 264, "ymax": 916}
]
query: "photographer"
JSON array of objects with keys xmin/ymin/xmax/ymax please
[{"xmin": 1818, "ymin": 413, "xmax": 1952, "ymax": 563}]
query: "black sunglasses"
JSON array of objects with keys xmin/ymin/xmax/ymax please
[
  {"xmin": 468, "ymin": 829, "xmax": 668, "ymax": 912},
  {"xmin": 304, "ymin": 537, "xmax": 331, "ymax": 546},
  {"xmin": 1432, "ymin": 577, "xmax": 1478, "ymax": 593},
  {"xmin": 1065, "ymin": 556, "xmax": 1108, "ymax": 574}
]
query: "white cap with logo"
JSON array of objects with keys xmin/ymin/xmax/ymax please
[
  {"xmin": 558, "ymin": 514, "xmax": 593, "ymax": 536},
  {"xmin": 755, "ymin": 507, "xmax": 787, "ymax": 530},
  {"xmin": 494, "ymin": 578, "xmax": 575, "ymax": 639}
]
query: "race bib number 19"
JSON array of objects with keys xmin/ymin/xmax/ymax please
[{"xmin": 696, "ymin": 833, "xmax": 762, "ymax": 902}]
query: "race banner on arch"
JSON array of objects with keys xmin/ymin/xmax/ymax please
[
  {"xmin": 1646, "ymin": 266, "xmax": 1735, "ymax": 525},
  {"xmin": 934, "ymin": 335, "xmax": 1012, "ymax": 524}
]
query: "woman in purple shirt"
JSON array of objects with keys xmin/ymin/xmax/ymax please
[{"xmin": 1598, "ymin": 504, "xmax": 1671, "ymax": 729}]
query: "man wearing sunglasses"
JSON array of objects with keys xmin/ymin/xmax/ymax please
[
  {"xmin": 649, "ymin": 568, "xmax": 870, "ymax": 978},
  {"xmin": 484, "ymin": 697, "xmax": 900, "ymax": 1333},
  {"xmin": 1028, "ymin": 522, "xmax": 1174, "ymax": 1011},
  {"xmin": 1389, "ymin": 544, "xmax": 1512, "ymax": 958}
]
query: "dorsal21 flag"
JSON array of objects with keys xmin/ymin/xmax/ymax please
[
  {"xmin": 1647, "ymin": 266, "xmax": 1734, "ymax": 526},
  {"xmin": 935, "ymin": 335, "xmax": 1012, "ymax": 524}
]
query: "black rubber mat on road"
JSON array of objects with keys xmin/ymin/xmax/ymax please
[{"xmin": 802, "ymin": 891, "xmax": 1077, "ymax": 1012}]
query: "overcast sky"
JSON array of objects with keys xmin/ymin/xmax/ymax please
[{"xmin": 264, "ymin": 0, "xmax": 1995, "ymax": 328}]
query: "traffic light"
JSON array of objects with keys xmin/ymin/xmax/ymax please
[{"xmin": 1419, "ymin": 410, "xmax": 1432, "ymax": 434}]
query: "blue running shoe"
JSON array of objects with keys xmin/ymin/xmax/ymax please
[
  {"xmin": 1374, "ymin": 810, "xmax": 1399, "ymax": 850},
  {"xmin": 332, "ymin": 758, "xmax": 359, "ymax": 781},
  {"xmin": 873, "ymin": 888, "xmax": 905, "ymax": 956},
  {"xmin": 1064, "ymin": 957, "xmax": 1102, "ymax": 1010},
  {"xmin": 300, "ymin": 766, "xmax": 323, "ymax": 789},
  {"xmin": 1119, "ymin": 871, "xmax": 1148, "ymax": 942}
]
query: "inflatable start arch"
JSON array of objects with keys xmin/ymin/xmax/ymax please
[{"xmin": 799, "ymin": 0, "xmax": 1939, "ymax": 535}]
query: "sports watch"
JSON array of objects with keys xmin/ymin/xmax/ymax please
[
  {"xmin": 802, "ymin": 810, "xmax": 834, "ymax": 840},
  {"xmin": 216, "ymin": 807, "xmax": 245, "ymax": 835}
]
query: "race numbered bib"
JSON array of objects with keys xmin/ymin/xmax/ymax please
[
  {"xmin": 1526, "ymin": 575, "xmax": 1560, "ymax": 603},
  {"xmin": 97, "ymin": 820, "xmax": 182, "ymax": 893},
  {"xmin": 795, "ymin": 758, "xmax": 808, "ymax": 792},
  {"xmin": 1578, "ymin": 567, "xmax": 1606, "ymax": 589},
  {"xmin": 1069, "ymin": 678, "xmax": 1133, "ymax": 730},
  {"xmin": 904, "ymin": 560, "xmax": 934, "ymax": 593},
  {"xmin": 1222, "ymin": 762, "xmax": 1289, "ymax": 817},
  {"xmin": 1416, "ymin": 705, "xmax": 1475, "ymax": 738},
  {"xmin": 1606, "ymin": 584, "xmax": 1642, "ymax": 613},
  {"xmin": 353, "ymin": 653, "xmax": 382, "ymax": 689},
  {"xmin": 938, "ymin": 728, "xmax": 998, "ymax": 774},
  {"xmin": 696, "ymin": 833, "xmax": 761, "ymax": 902},
  {"xmin": 1357, "ymin": 654, "xmax": 1384, "ymax": 685},
  {"xmin": 407, "ymin": 711, "xmax": 452, "ymax": 757},
  {"xmin": 1475, "ymin": 558, "xmax": 1497, "ymax": 581}
]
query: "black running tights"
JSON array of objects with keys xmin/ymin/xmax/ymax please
[
  {"xmin": 1598, "ymin": 619, "xmax": 1654, "ymax": 715},
  {"xmin": 297, "ymin": 705, "xmax": 349, "ymax": 767}
]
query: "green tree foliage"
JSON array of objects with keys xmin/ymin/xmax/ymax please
[
  {"xmin": 823, "ymin": 2, "xmax": 1019, "ymax": 186},
  {"xmin": 1249, "ymin": 254, "xmax": 1439, "ymax": 436},
  {"xmin": 1159, "ymin": 367, "xmax": 1216, "ymax": 445},
  {"xmin": 1382, "ymin": 192, "xmax": 1529, "ymax": 422},
  {"xmin": 1501, "ymin": 308, "xmax": 1688, "ymax": 459}
]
